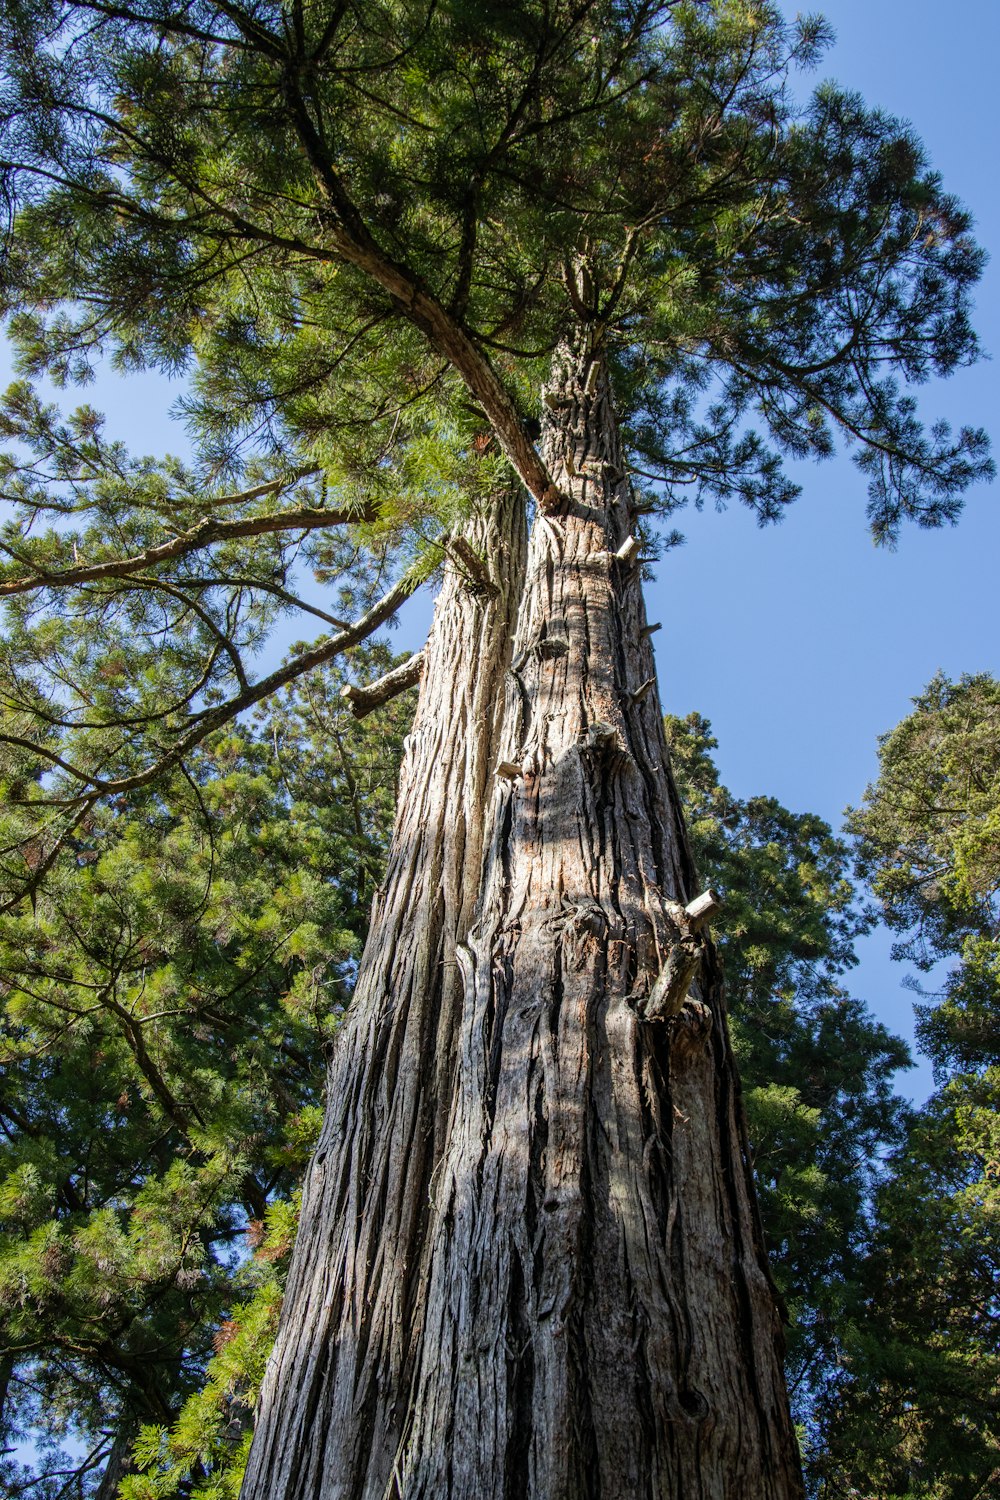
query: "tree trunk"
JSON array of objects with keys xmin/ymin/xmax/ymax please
[
  {"xmin": 386, "ymin": 344, "xmax": 802, "ymax": 1498},
  {"xmin": 0, "ymin": 1353, "xmax": 12, "ymax": 1442},
  {"xmin": 242, "ymin": 488, "xmax": 527, "ymax": 1500},
  {"xmin": 95, "ymin": 1416, "xmax": 138, "ymax": 1500},
  {"xmin": 242, "ymin": 345, "xmax": 803, "ymax": 1498}
]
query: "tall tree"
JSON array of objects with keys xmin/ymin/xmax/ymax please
[{"xmin": 0, "ymin": 2, "xmax": 992, "ymax": 1494}]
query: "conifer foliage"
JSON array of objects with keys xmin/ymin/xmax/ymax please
[
  {"xmin": 0, "ymin": 0, "xmax": 989, "ymax": 891},
  {"xmin": 813, "ymin": 676, "xmax": 1000, "ymax": 1500},
  {"xmin": 0, "ymin": 652, "xmax": 411, "ymax": 1497}
]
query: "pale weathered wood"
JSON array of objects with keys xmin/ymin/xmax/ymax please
[{"xmin": 685, "ymin": 886, "xmax": 723, "ymax": 928}]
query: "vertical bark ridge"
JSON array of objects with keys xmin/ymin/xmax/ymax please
[
  {"xmin": 241, "ymin": 488, "xmax": 527, "ymax": 1500},
  {"xmin": 395, "ymin": 341, "xmax": 804, "ymax": 1499}
]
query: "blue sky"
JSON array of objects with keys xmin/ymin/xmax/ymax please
[
  {"xmin": 645, "ymin": 0, "xmax": 1000, "ymax": 1095},
  {"xmin": 1, "ymin": 0, "xmax": 996, "ymax": 1098},
  {"xmin": 659, "ymin": 0, "xmax": 999, "ymax": 819}
]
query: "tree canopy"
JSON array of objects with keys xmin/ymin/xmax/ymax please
[{"xmin": 0, "ymin": 0, "xmax": 992, "ymax": 912}]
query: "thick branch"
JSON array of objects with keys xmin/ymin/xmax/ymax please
[
  {"xmin": 684, "ymin": 888, "xmax": 722, "ymax": 929},
  {"xmin": 361, "ymin": 268, "xmax": 554, "ymax": 503},
  {"xmin": 0, "ymin": 494, "xmax": 373, "ymax": 598},
  {"xmin": 280, "ymin": 81, "xmax": 556, "ymax": 503}
]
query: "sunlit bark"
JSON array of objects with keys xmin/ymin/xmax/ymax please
[{"xmin": 243, "ymin": 488, "xmax": 527, "ymax": 1499}]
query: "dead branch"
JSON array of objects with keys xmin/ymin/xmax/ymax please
[{"xmin": 340, "ymin": 649, "xmax": 425, "ymax": 718}]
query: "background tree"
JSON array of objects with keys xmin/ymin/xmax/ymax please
[
  {"xmin": 849, "ymin": 673, "xmax": 1000, "ymax": 1069},
  {"xmin": 0, "ymin": 648, "xmax": 411, "ymax": 1498},
  {"xmin": 807, "ymin": 675, "xmax": 1000, "ymax": 1499},
  {"xmin": 5, "ymin": 678, "xmax": 989, "ymax": 1500},
  {"xmin": 666, "ymin": 713, "xmax": 911, "ymax": 1429}
]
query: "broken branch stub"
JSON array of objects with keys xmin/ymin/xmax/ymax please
[
  {"xmin": 642, "ymin": 936, "xmax": 702, "ymax": 1023},
  {"xmin": 340, "ymin": 650, "xmax": 426, "ymax": 719},
  {"xmin": 449, "ymin": 536, "xmax": 498, "ymax": 597},
  {"xmin": 684, "ymin": 888, "xmax": 722, "ymax": 929},
  {"xmin": 640, "ymin": 890, "xmax": 723, "ymax": 1023},
  {"xmin": 614, "ymin": 535, "xmax": 641, "ymax": 567}
]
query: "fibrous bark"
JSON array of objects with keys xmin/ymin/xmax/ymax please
[
  {"xmin": 243, "ymin": 346, "xmax": 802, "ymax": 1499},
  {"xmin": 388, "ymin": 343, "xmax": 803, "ymax": 1498},
  {"xmin": 242, "ymin": 488, "xmax": 527, "ymax": 1500}
]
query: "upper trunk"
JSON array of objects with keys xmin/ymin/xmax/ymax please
[
  {"xmin": 242, "ymin": 344, "xmax": 802, "ymax": 1500},
  {"xmin": 95, "ymin": 1418, "xmax": 138, "ymax": 1500}
]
